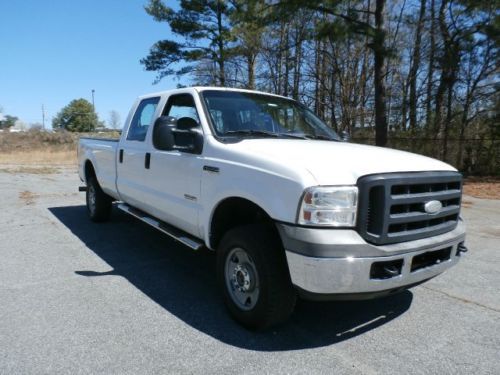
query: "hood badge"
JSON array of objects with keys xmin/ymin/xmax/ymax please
[{"xmin": 424, "ymin": 200, "xmax": 442, "ymax": 215}]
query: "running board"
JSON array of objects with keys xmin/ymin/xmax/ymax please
[{"xmin": 117, "ymin": 203, "xmax": 204, "ymax": 250}]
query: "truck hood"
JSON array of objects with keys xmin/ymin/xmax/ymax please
[{"xmin": 233, "ymin": 139, "xmax": 455, "ymax": 185}]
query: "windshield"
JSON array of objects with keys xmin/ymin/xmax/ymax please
[{"xmin": 200, "ymin": 90, "xmax": 339, "ymax": 141}]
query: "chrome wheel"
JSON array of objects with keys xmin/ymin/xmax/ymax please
[{"xmin": 224, "ymin": 247, "xmax": 260, "ymax": 311}]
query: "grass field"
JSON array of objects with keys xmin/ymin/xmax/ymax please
[
  {"xmin": 0, "ymin": 130, "xmax": 119, "ymax": 167},
  {"xmin": 0, "ymin": 150, "xmax": 76, "ymax": 165}
]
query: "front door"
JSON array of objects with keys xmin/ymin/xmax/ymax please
[{"xmin": 142, "ymin": 93, "xmax": 204, "ymax": 237}]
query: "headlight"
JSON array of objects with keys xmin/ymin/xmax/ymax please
[{"xmin": 298, "ymin": 186, "xmax": 358, "ymax": 227}]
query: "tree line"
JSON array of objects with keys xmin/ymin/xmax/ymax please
[{"xmin": 141, "ymin": 0, "xmax": 499, "ymax": 175}]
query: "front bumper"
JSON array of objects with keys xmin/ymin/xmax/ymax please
[{"xmin": 277, "ymin": 220, "xmax": 466, "ymax": 298}]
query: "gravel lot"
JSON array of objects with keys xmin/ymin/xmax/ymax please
[{"xmin": 1, "ymin": 167, "xmax": 499, "ymax": 374}]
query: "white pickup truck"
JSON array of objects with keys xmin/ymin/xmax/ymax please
[{"xmin": 78, "ymin": 87, "xmax": 467, "ymax": 330}]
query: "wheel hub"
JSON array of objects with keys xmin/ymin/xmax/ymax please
[
  {"xmin": 233, "ymin": 264, "xmax": 254, "ymax": 292},
  {"xmin": 224, "ymin": 247, "xmax": 260, "ymax": 310}
]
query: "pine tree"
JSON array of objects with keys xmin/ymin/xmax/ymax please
[{"xmin": 141, "ymin": 0, "xmax": 235, "ymax": 85}]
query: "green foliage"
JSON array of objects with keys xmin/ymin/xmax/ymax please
[
  {"xmin": 0, "ymin": 115, "xmax": 18, "ymax": 129},
  {"xmin": 141, "ymin": 0, "xmax": 236, "ymax": 84},
  {"xmin": 52, "ymin": 99, "xmax": 100, "ymax": 132},
  {"xmin": 271, "ymin": 0, "xmax": 373, "ymax": 40}
]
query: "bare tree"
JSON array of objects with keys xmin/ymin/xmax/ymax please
[
  {"xmin": 108, "ymin": 110, "xmax": 122, "ymax": 130},
  {"xmin": 408, "ymin": 0, "xmax": 426, "ymax": 131},
  {"xmin": 373, "ymin": 0, "xmax": 388, "ymax": 146}
]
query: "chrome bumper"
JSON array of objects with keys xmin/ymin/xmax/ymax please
[{"xmin": 281, "ymin": 221, "xmax": 466, "ymax": 296}]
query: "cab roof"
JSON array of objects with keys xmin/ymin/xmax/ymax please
[{"xmin": 137, "ymin": 86, "xmax": 291, "ymax": 101}]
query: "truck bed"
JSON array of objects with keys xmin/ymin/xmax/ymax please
[{"xmin": 78, "ymin": 137, "xmax": 119, "ymax": 199}]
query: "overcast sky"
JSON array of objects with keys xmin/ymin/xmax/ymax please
[{"xmin": 0, "ymin": 0, "xmax": 183, "ymax": 129}]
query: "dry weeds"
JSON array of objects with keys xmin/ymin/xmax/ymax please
[
  {"xmin": 463, "ymin": 177, "xmax": 500, "ymax": 200},
  {"xmin": 0, "ymin": 166, "xmax": 60, "ymax": 174},
  {"xmin": 461, "ymin": 200, "xmax": 474, "ymax": 208},
  {"xmin": 0, "ymin": 130, "xmax": 117, "ymax": 167},
  {"xmin": 19, "ymin": 190, "xmax": 38, "ymax": 205},
  {"xmin": 0, "ymin": 150, "xmax": 76, "ymax": 165}
]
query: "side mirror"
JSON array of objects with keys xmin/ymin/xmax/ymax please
[
  {"xmin": 152, "ymin": 116, "xmax": 176, "ymax": 151},
  {"xmin": 340, "ymin": 130, "xmax": 350, "ymax": 142},
  {"xmin": 152, "ymin": 116, "xmax": 203, "ymax": 154}
]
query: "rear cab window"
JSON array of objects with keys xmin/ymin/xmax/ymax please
[{"xmin": 126, "ymin": 97, "xmax": 160, "ymax": 141}]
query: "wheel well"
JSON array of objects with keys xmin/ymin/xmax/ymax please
[
  {"xmin": 210, "ymin": 197, "xmax": 276, "ymax": 249},
  {"xmin": 84, "ymin": 160, "xmax": 96, "ymax": 183}
]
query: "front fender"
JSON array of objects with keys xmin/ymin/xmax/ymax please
[{"xmin": 200, "ymin": 159, "xmax": 314, "ymax": 247}]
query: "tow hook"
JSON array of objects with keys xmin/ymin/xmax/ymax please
[
  {"xmin": 383, "ymin": 265, "xmax": 401, "ymax": 277},
  {"xmin": 457, "ymin": 242, "xmax": 468, "ymax": 255}
]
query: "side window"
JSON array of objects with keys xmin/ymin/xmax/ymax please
[
  {"xmin": 126, "ymin": 97, "xmax": 160, "ymax": 141},
  {"xmin": 163, "ymin": 94, "xmax": 200, "ymax": 124}
]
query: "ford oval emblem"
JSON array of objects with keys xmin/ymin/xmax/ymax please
[{"xmin": 424, "ymin": 200, "xmax": 442, "ymax": 215}]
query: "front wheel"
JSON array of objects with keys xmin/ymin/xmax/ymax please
[
  {"xmin": 217, "ymin": 224, "xmax": 296, "ymax": 330},
  {"xmin": 86, "ymin": 176, "xmax": 112, "ymax": 222}
]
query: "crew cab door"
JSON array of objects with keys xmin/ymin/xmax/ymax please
[
  {"xmin": 116, "ymin": 96, "xmax": 161, "ymax": 210},
  {"xmin": 141, "ymin": 93, "xmax": 204, "ymax": 237}
]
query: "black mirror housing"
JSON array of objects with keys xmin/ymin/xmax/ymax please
[
  {"xmin": 152, "ymin": 116, "xmax": 203, "ymax": 154},
  {"xmin": 153, "ymin": 116, "xmax": 176, "ymax": 151}
]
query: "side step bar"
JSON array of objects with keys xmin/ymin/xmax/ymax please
[{"xmin": 117, "ymin": 203, "xmax": 204, "ymax": 250}]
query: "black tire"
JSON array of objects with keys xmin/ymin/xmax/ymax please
[
  {"xmin": 86, "ymin": 175, "xmax": 112, "ymax": 222},
  {"xmin": 217, "ymin": 224, "xmax": 296, "ymax": 330}
]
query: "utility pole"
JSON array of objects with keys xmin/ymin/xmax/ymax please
[
  {"xmin": 42, "ymin": 104, "xmax": 45, "ymax": 130},
  {"xmin": 91, "ymin": 89, "xmax": 95, "ymax": 133}
]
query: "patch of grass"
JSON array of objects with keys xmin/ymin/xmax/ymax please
[
  {"xmin": 0, "ymin": 150, "xmax": 76, "ymax": 165},
  {"xmin": 0, "ymin": 166, "xmax": 60, "ymax": 174},
  {"xmin": 0, "ymin": 129, "xmax": 119, "ymax": 166}
]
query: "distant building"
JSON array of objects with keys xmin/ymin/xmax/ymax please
[{"xmin": 9, "ymin": 120, "xmax": 28, "ymax": 132}]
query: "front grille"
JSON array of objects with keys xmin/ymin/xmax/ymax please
[{"xmin": 357, "ymin": 172, "xmax": 462, "ymax": 245}]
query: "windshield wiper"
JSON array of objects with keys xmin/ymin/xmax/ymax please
[
  {"xmin": 277, "ymin": 133, "xmax": 309, "ymax": 139},
  {"xmin": 303, "ymin": 134, "xmax": 336, "ymax": 141},
  {"xmin": 281, "ymin": 133, "xmax": 335, "ymax": 141},
  {"xmin": 223, "ymin": 130, "xmax": 280, "ymax": 138}
]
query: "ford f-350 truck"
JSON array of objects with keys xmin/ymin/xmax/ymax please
[{"xmin": 78, "ymin": 87, "xmax": 467, "ymax": 330}]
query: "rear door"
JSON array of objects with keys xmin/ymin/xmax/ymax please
[{"xmin": 116, "ymin": 96, "xmax": 161, "ymax": 210}]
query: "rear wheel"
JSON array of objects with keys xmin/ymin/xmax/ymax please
[
  {"xmin": 217, "ymin": 224, "xmax": 296, "ymax": 330},
  {"xmin": 86, "ymin": 176, "xmax": 112, "ymax": 222}
]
